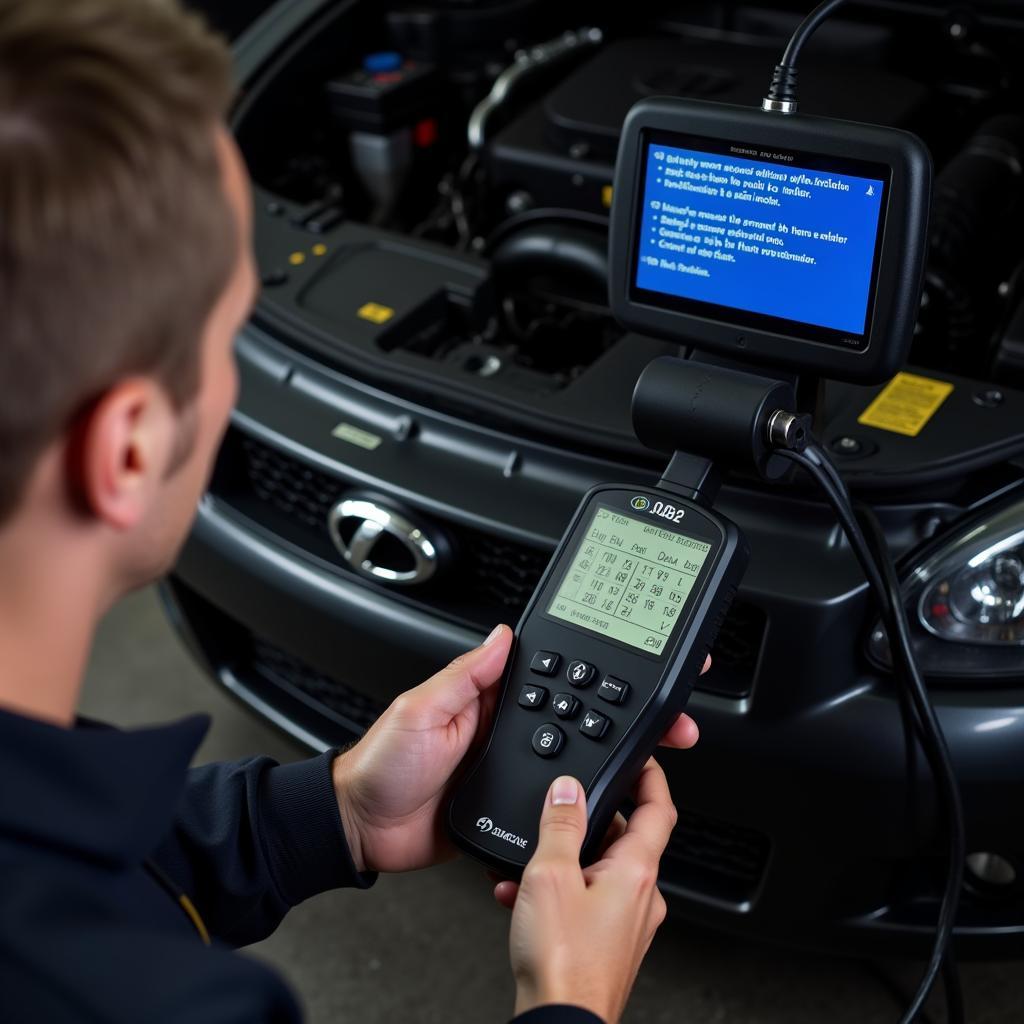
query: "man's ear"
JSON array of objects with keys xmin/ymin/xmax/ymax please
[{"xmin": 72, "ymin": 378, "xmax": 176, "ymax": 530}]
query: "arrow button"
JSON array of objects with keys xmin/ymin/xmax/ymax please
[
  {"xmin": 530, "ymin": 651, "xmax": 561, "ymax": 677},
  {"xmin": 518, "ymin": 684, "xmax": 549, "ymax": 710}
]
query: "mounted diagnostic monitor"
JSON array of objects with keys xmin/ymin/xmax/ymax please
[{"xmin": 608, "ymin": 98, "xmax": 932, "ymax": 383}]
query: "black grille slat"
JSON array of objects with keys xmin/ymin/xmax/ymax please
[
  {"xmin": 664, "ymin": 810, "xmax": 771, "ymax": 902},
  {"xmin": 251, "ymin": 636, "xmax": 387, "ymax": 731}
]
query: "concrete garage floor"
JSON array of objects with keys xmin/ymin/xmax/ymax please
[{"xmin": 80, "ymin": 588, "xmax": 1023, "ymax": 1024}]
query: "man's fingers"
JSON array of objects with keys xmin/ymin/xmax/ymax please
[
  {"xmin": 493, "ymin": 879, "xmax": 519, "ymax": 910},
  {"xmin": 403, "ymin": 625, "xmax": 512, "ymax": 722},
  {"xmin": 657, "ymin": 712, "xmax": 699, "ymax": 750},
  {"xmin": 614, "ymin": 758, "xmax": 677, "ymax": 860},
  {"xmin": 529, "ymin": 775, "xmax": 588, "ymax": 871},
  {"xmin": 595, "ymin": 811, "xmax": 628, "ymax": 859},
  {"xmin": 656, "ymin": 657, "xmax": 707, "ymax": 748}
]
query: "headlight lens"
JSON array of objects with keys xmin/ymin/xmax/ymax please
[
  {"xmin": 919, "ymin": 535, "xmax": 1024, "ymax": 645},
  {"xmin": 868, "ymin": 490, "xmax": 1024, "ymax": 679}
]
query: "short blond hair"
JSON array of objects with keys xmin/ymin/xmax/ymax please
[{"xmin": 0, "ymin": 0, "xmax": 236, "ymax": 521}]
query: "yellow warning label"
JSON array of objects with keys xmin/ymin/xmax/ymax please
[
  {"xmin": 356, "ymin": 302, "xmax": 395, "ymax": 325},
  {"xmin": 601, "ymin": 184, "xmax": 614, "ymax": 208},
  {"xmin": 857, "ymin": 372, "xmax": 954, "ymax": 437}
]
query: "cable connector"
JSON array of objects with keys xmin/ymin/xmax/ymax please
[
  {"xmin": 761, "ymin": 0, "xmax": 848, "ymax": 115},
  {"xmin": 762, "ymin": 64, "xmax": 800, "ymax": 114},
  {"xmin": 766, "ymin": 409, "xmax": 812, "ymax": 451}
]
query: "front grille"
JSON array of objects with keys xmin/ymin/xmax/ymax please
[
  {"xmin": 165, "ymin": 578, "xmax": 387, "ymax": 743},
  {"xmin": 243, "ymin": 435, "xmax": 338, "ymax": 533},
  {"xmin": 213, "ymin": 428, "xmax": 766, "ymax": 694},
  {"xmin": 251, "ymin": 637, "xmax": 387, "ymax": 731},
  {"xmin": 663, "ymin": 810, "xmax": 771, "ymax": 903},
  {"xmin": 212, "ymin": 429, "xmax": 552, "ymax": 626},
  {"xmin": 461, "ymin": 531, "xmax": 551, "ymax": 615}
]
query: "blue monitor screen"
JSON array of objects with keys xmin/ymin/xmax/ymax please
[{"xmin": 632, "ymin": 135, "xmax": 888, "ymax": 343}]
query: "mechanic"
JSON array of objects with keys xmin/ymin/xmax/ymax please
[{"xmin": 0, "ymin": 3, "xmax": 704, "ymax": 1022}]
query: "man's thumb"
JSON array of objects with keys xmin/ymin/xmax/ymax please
[
  {"xmin": 534, "ymin": 776, "xmax": 587, "ymax": 863},
  {"xmin": 414, "ymin": 624, "xmax": 512, "ymax": 720}
]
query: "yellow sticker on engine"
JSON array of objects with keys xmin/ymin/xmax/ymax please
[
  {"xmin": 857, "ymin": 372, "xmax": 954, "ymax": 437},
  {"xmin": 601, "ymin": 184, "xmax": 614, "ymax": 208},
  {"xmin": 357, "ymin": 302, "xmax": 395, "ymax": 325}
]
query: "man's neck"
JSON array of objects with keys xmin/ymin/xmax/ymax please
[{"xmin": 0, "ymin": 515, "xmax": 107, "ymax": 728}]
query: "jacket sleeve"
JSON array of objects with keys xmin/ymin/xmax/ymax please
[
  {"xmin": 510, "ymin": 1008, "xmax": 605, "ymax": 1024},
  {"xmin": 151, "ymin": 750, "xmax": 376, "ymax": 947}
]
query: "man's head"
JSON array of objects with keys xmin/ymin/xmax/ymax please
[{"xmin": 0, "ymin": 0, "xmax": 256, "ymax": 596}]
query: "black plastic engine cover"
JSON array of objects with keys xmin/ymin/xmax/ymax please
[{"xmin": 488, "ymin": 37, "xmax": 929, "ymax": 214}]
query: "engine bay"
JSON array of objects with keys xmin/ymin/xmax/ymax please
[{"xmin": 234, "ymin": 0, "xmax": 1024, "ymax": 475}]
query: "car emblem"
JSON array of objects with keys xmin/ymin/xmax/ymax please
[{"xmin": 328, "ymin": 498, "xmax": 439, "ymax": 585}]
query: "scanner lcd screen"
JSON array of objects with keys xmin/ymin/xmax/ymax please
[
  {"xmin": 547, "ymin": 506, "xmax": 711, "ymax": 655},
  {"xmin": 631, "ymin": 132, "xmax": 889, "ymax": 345}
]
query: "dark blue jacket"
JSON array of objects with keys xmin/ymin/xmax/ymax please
[{"xmin": 0, "ymin": 709, "xmax": 600, "ymax": 1024}]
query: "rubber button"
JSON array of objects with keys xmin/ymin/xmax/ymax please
[
  {"xmin": 566, "ymin": 660, "xmax": 596, "ymax": 687},
  {"xmin": 579, "ymin": 710, "xmax": 609, "ymax": 740},
  {"xmin": 551, "ymin": 693, "xmax": 580, "ymax": 719},
  {"xmin": 518, "ymin": 684, "xmax": 548, "ymax": 710},
  {"xmin": 530, "ymin": 651, "xmax": 561, "ymax": 676},
  {"xmin": 532, "ymin": 724, "xmax": 565, "ymax": 758},
  {"xmin": 597, "ymin": 676, "xmax": 630, "ymax": 705}
]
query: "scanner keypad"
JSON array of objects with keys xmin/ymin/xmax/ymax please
[{"xmin": 525, "ymin": 651, "xmax": 630, "ymax": 756}]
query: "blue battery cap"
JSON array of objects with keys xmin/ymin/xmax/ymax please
[{"xmin": 363, "ymin": 51, "xmax": 403, "ymax": 74}]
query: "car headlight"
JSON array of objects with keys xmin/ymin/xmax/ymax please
[{"xmin": 868, "ymin": 490, "xmax": 1024, "ymax": 680}]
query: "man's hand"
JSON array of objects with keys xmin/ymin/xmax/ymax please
[
  {"xmin": 505, "ymin": 763, "xmax": 677, "ymax": 1024},
  {"xmin": 332, "ymin": 627, "xmax": 704, "ymax": 875},
  {"xmin": 332, "ymin": 624, "xmax": 512, "ymax": 874}
]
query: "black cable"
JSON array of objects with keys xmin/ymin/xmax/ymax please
[
  {"xmin": 941, "ymin": 952, "xmax": 965, "ymax": 1024},
  {"xmin": 780, "ymin": 0, "xmax": 849, "ymax": 67},
  {"xmin": 859, "ymin": 505, "xmax": 966, "ymax": 1024},
  {"xmin": 776, "ymin": 447, "xmax": 888, "ymax": 607},
  {"xmin": 775, "ymin": 443, "xmax": 966, "ymax": 1024},
  {"xmin": 860, "ymin": 961, "xmax": 937, "ymax": 1024},
  {"xmin": 765, "ymin": 0, "xmax": 849, "ymax": 106}
]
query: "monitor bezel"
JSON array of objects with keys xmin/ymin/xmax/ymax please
[{"xmin": 609, "ymin": 98, "xmax": 932, "ymax": 384}]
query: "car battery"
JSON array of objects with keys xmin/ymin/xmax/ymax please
[{"xmin": 327, "ymin": 51, "xmax": 441, "ymax": 213}]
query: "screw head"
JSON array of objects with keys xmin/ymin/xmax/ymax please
[
  {"xmin": 505, "ymin": 190, "xmax": 533, "ymax": 215},
  {"xmin": 973, "ymin": 388, "xmax": 1004, "ymax": 408},
  {"xmin": 832, "ymin": 436, "xmax": 863, "ymax": 455}
]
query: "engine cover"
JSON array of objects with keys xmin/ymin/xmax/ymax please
[{"xmin": 487, "ymin": 37, "xmax": 929, "ymax": 215}]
